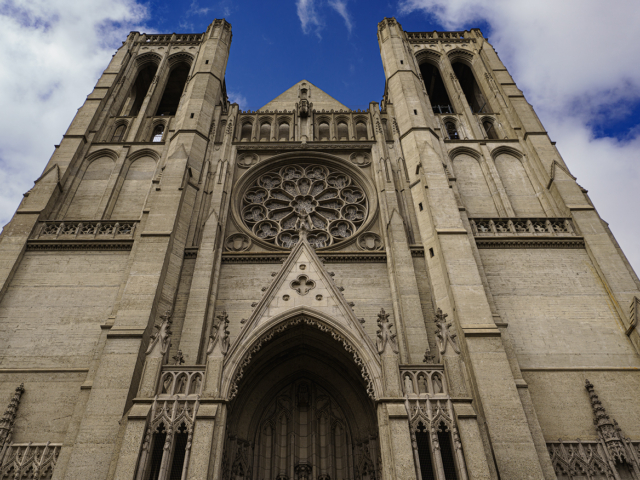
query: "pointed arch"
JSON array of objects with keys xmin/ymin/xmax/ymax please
[
  {"xmin": 110, "ymin": 150, "xmax": 160, "ymax": 219},
  {"xmin": 222, "ymin": 307, "xmax": 383, "ymax": 401},
  {"xmin": 449, "ymin": 147, "xmax": 498, "ymax": 217}
]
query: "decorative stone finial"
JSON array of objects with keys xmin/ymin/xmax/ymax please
[
  {"xmin": 172, "ymin": 350, "xmax": 185, "ymax": 366},
  {"xmin": 0, "ymin": 383, "xmax": 25, "ymax": 446},
  {"xmin": 585, "ymin": 379, "xmax": 628, "ymax": 463},
  {"xmin": 423, "ymin": 350, "xmax": 436, "ymax": 364},
  {"xmin": 207, "ymin": 311, "xmax": 230, "ymax": 356},
  {"xmin": 434, "ymin": 308, "xmax": 460, "ymax": 355},
  {"xmin": 145, "ymin": 310, "xmax": 173, "ymax": 358},
  {"xmin": 376, "ymin": 308, "xmax": 399, "ymax": 355}
]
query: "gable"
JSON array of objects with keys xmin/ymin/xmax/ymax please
[{"xmin": 259, "ymin": 79, "xmax": 350, "ymax": 112}]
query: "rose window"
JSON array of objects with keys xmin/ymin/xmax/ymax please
[{"xmin": 241, "ymin": 164, "xmax": 368, "ymax": 248}]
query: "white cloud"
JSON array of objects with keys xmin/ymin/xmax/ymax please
[
  {"xmin": 328, "ymin": 0, "xmax": 353, "ymax": 33},
  {"xmin": 398, "ymin": 0, "xmax": 640, "ymax": 274},
  {"xmin": 228, "ymin": 92, "xmax": 248, "ymax": 110},
  {"xmin": 296, "ymin": 0, "xmax": 323, "ymax": 37},
  {"xmin": 0, "ymin": 0, "xmax": 148, "ymax": 229}
]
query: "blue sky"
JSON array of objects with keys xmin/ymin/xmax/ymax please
[{"xmin": 1, "ymin": 0, "xmax": 639, "ymax": 272}]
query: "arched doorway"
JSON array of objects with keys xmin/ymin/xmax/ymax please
[{"xmin": 223, "ymin": 320, "xmax": 380, "ymax": 480}]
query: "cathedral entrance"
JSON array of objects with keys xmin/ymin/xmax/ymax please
[{"xmin": 222, "ymin": 320, "xmax": 380, "ymax": 480}]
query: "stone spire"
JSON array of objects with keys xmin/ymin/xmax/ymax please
[
  {"xmin": 0, "ymin": 383, "xmax": 24, "ymax": 446},
  {"xmin": 585, "ymin": 379, "xmax": 628, "ymax": 463}
]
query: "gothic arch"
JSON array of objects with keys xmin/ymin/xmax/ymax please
[
  {"xmin": 449, "ymin": 146, "xmax": 499, "ymax": 217},
  {"xmin": 222, "ymin": 307, "xmax": 383, "ymax": 402},
  {"xmin": 447, "ymin": 48, "xmax": 475, "ymax": 66},
  {"xmin": 415, "ymin": 49, "xmax": 442, "ymax": 67},
  {"xmin": 448, "ymin": 145, "xmax": 481, "ymax": 160},
  {"xmin": 489, "ymin": 145, "xmax": 523, "ymax": 160},
  {"xmin": 166, "ymin": 52, "xmax": 194, "ymax": 68},
  {"xmin": 134, "ymin": 52, "xmax": 162, "ymax": 69}
]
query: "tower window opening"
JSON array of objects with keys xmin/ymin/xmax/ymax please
[
  {"xmin": 356, "ymin": 121, "xmax": 367, "ymax": 140},
  {"xmin": 483, "ymin": 120, "xmax": 499, "ymax": 139},
  {"xmin": 445, "ymin": 121, "xmax": 459, "ymax": 140},
  {"xmin": 452, "ymin": 62, "xmax": 487, "ymax": 114},
  {"xmin": 151, "ymin": 124, "xmax": 164, "ymax": 142},
  {"xmin": 419, "ymin": 61, "xmax": 453, "ymax": 114},
  {"xmin": 146, "ymin": 426, "xmax": 166, "ymax": 480},
  {"xmin": 319, "ymin": 122, "xmax": 330, "ymax": 141},
  {"xmin": 419, "ymin": 202, "xmax": 424, "ymax": 211},
  {"xmin": 240, "ymin": 122, "xmax": 252, "ymax": 141},
  {"xmin": 260, "ymin": 122, "xmax": 271, "ymax": 141},
  {"xmin": 337, "ymin": 122, "xmax": 348, "ymax": 140},
  {"xmin": 155, "ymin": 62, "xmax": 190, "ymax": 116},
  {"xmin": 429, "ymin": 247, "xmax": 434, "ymax": 257},
  {"xmin": 144, "ymin": 422, "xmax": 189, "ymax": 480},
  {"xmin": 126, "ymin": 64, "xmax": 158, "ymax": 117},
  {"xmin": 278, "ymin": 122, "xmax": 289, "ymax": 141},
  {"xmin": 437, "ymin": 422, "xmax": 459, "ymax": 480},
  {"xmin": 416, "ymin": 422, "xmax": 436, "ymax": 480},
  {"xmin": 111, "ymin": 124, "xmax": 126, "ymax": 142}
]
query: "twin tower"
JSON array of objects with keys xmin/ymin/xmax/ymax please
[{"xmin": 0, "ymin": 17, "xmax": 639, "ymax": 480}]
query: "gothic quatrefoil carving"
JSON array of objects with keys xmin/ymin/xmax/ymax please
[{"xmin": 290, "ymin": 274, "xmax": 316, "ymax": 296}]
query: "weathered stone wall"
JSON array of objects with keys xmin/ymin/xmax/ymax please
[{"xmin": 0, "ymin": 251, "xmax": 128, "ymax": 368}]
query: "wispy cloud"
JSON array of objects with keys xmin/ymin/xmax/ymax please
[
  {"xmin": 186, "ymin": 0, "xmax": 210, "ymax": 16},
  {"xmin": 296, "ymin": 0, "xmax": 323, "ymax": 38},
  {"xmin": 328, "ymin": 0, "xmax": 353, "ymax": 33},
  {"xmin": 228, "ymin": 92, "xmax": 248, "ymax": 110},
  {"xmin": 398, "ymin": 0, "xmax": 640, "ymax": 273}
]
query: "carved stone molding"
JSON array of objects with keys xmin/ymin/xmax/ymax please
[
  {"xmin": 357, "ymin": 232, "xmax": 384, "ymax": 251},
  {"xmin": 158, "ymin": 367, "xmax": 204, "ymax": 397},
  {"xmin": 207, "ymin": 311, "xmax": 230, "ymax": 356},
  {"xmin": 434, "ymin": 309, "xmax": 460, "ymax": 355},
  {"xmin": 145, "ymin": 310, "xmax": 173, "ymax": 359},
  {"xmin": 220, "ymin": 252, "xmax": 388, "ymax": 263},
  {"xmin": 229, "ymin": 316, "xmax": 376, "ymax": 400},
  {"xmin": 0, "ymin": 443, "xmax": 61, "ymax": 479},
  {"xmin": 224, "ymin": 233, "xmax": 252, "ymax": 252},
  {"xmin": 0, "ymin": 384, "xmax": 24, "ymax": 448},
  {"xmin": 474, "ymin": 238, "xmax": 585, "ymax": 249},
  {"xmin": 26, "ymin": 241, "xmax": 133, "ymax": 251},
  {"xmin": 470, "ymin": 218, "xmax": 575, "ymax": 237},
  {"xmin": 236, "ymin": 153, "xmax": 258, "ymax": 169},
  {"xmin": 376, "ymin": 308, "xmax": 399, "ymax": 355},
  {"xmin": 349, "ymin": 151, "xmax": 371, "ymax": 167}
]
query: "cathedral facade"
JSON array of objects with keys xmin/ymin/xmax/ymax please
[{"xmin": 0, "ymin": 17, "xmax": 639, "ymax": 480}]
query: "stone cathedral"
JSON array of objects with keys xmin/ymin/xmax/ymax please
[{"xmin": 1, "ymin": 16, "xmax": 640, "ymax": 480}]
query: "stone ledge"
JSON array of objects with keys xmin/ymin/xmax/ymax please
[
  {"xmin": 0, "ymin": 368, "xmax": 89, "ymax": 373},
  {"xmin": 474, "ymin": 237, "xmax": 585, "ymax": 249},
  {"xmin": 26, "ymin": 240, "xmax": 133, "ymax": 251},
  {"xmin": 107, "ymin": 328, "xmax": 146, "ymax": 338}
]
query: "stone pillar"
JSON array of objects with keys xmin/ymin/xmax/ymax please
[{"xmin": 112, "ymin": 403, "xmax": 152, "ymax": 480}]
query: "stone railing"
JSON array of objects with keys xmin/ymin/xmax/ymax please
[
  {"xmin": 33, "ymin": 221, "xmax": 138, "ymax": 240},
  {"xmin": 547, "ymin": 440, "xmax": 640, "ymax": 478},
  {"xmin": 158, "ymin": 366, "xmax": 205, "ymax": 397},
  {"xmin": 400, "ymin": 365, "xmax": 447, "ymax": 397},
  {"xmin": 0, "ymin": 442, "xmax": 61, "ymax": 479},
  {"xmin": 470, "ymin": 218, "xmax": 575, "ymax": 237},
  {"xmin": 406, "ymin": 31, "xmax": 468, "ymax": 41},
  {"xmin": 142, "ymin": 33, "xmax": 203, "ymax": 44}
]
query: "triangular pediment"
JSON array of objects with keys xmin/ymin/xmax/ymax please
[
  {"xmin": 230, "ymin": 234, "xmax": 375, "ymax": 351},
  {"xmin": 259, "ymin": 79, "xmax": 350, "ymax": 112}
]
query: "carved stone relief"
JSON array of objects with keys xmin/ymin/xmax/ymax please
[
  {"xmin": 236, "ymin": 153, "xmax": 258, "ymax": 169},
  {"xmin": 290, "ymin": 274, "xmax": 316, "ymax": 296},
  {"xmin": 350, "ymin": 151, "xmax": 371, "ymax": 167},
  {"xmin": 357, "ymin": 232, "xmax": 384, "ymax": 251},
  {"xmin": 224, "ymin": 233, "xmax": 251, "ymax": 252}
]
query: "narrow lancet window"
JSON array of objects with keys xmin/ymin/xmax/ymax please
[
  {"xmin": 151, "ymin": 124, "xmax": 164, "ymax": 142},
  {"xmin": 437, "ymin": 423, "xmax": 459, "ymax": 480},
  {"xmin": 452, "ymin": 62, "xmax": 487, "ymax": 113},
  {"xmin": 126, "ymin": 64, "xmax": 158, "ymax": 117},
  {"xmin": 420, "ymin": 62, "xmax": 453, "ymax": 113},
  {"xmin": 319, "ymin": 122, "xmax": 330, "ymax": 141},
  {"xmin": 416, "ymin": 422, "xmax": 436, "ymax": 480},
  {"xmin": 155, "ymin": 62, "xmax": 190, "ymax": 116},
  {"xmin": 445, "ymin": 121, "xmax": 459, "ymax": 140},
  {"xmin": 241, "ymin": 122, "xmax": 252, "ymax": 141},
  {"xmin": 111, "ymin": 124, "xmax": 126, "ymax": 142},
  {"xmin": 278, "ymin": 122, "xmax": 289, "ymax": 141},
  {"xmin": 483, "ymin": 120, "xmax": 498, "ymax": 139}
]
